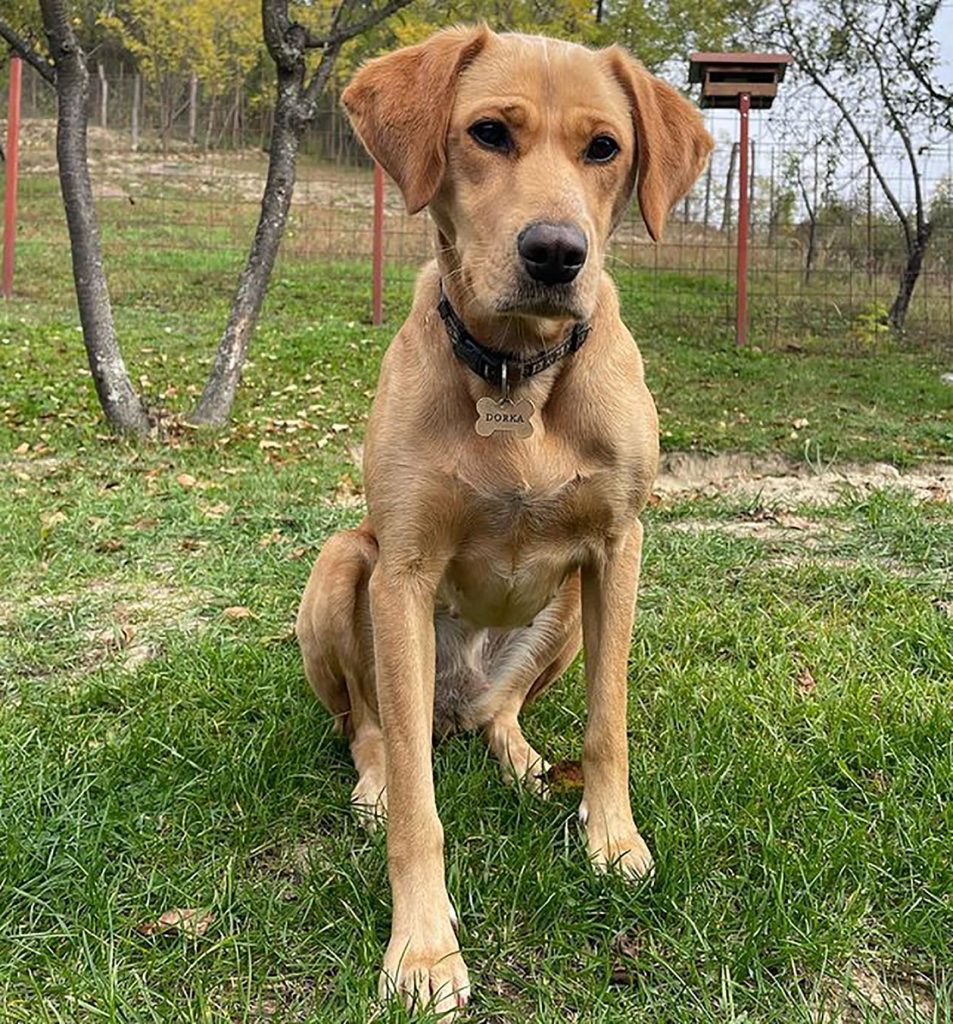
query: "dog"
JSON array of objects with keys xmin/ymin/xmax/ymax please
[{"xmin": 296, "ymin": 25, "xmax": 712, "ymax": 1018}]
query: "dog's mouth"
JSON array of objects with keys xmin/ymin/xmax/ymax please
[{"xmin": 493, "ymin": 282, "xmax": 589, "ymax": 321}]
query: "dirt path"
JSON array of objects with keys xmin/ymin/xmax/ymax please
[{"xmin": 656, "ymin": 452, "xmax": 951, "ymax": 506}]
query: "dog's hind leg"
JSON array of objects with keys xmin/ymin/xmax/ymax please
[
  {"xmin": 296, "ymin": 523, "xmax": 387, "ymax": 828},
  {"xmin": 477, "ymin": 575, "xmax": 582, "ymax": 794}
]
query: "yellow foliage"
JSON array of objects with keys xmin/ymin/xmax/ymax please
[{"xmin": 99, "ymin": 0, "xmax": 261, "ymax": 96}]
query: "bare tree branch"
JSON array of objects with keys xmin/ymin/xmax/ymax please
[
  {"xmin": 0, "ymin": 17, "xmax": 56, "ymax": 84},
  {"xmin": 776, "ymin": 0, "xmax": 912, "ymax": 246},
  {"xmin": 303, "ymin": 0, "xmax": 412, "ymax": 49}
]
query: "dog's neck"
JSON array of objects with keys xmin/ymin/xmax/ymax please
[{"xmin": 436, "ymin": 248, "xmax": 575, "ymax": 357}]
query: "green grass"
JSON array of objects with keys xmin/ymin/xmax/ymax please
[{"xmin": 1, "ymin": 194, "xmax": 952, "ymax": 1021}]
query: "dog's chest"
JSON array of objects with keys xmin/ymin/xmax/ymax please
[{"xmin": 440, "ymin": 462, "xmax": 623, "ymax": 628}]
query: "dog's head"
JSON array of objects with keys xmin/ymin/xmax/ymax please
[{"xmin": 343, "ymin": 27, "xmax": 713, "ymax": 322}]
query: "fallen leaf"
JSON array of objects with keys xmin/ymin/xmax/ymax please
[
  {"xmin": 792, "ymin": 417, "xmax": 810, "ymax": 429},
  {"xmin": 223, "ymin": 605, "xmax": 252, "ymax": 620},
  {"xmin": 40, "ymin": 510, "xmax": 68, "ymax": 533},
  {"xmin": 175, "ymin": 473, "xmax": 197, "ymax": 488},
  {"xmin": 796, "ymin": 667, "xmax": 817, "ymax": 695},
  {"xmin": 137, "ymin": 907, "xmax": 214, "ymax": 938},
  {"xmin": 609, "ymin": 930, "xmax": 645, "ymax": 986},
  {"xmin": 260, "ymin": 626, "xmax": 296, "ymax": 646},
  {"xmin": 776, "ymin": 513, "xmax": 814, "ymax": 531},
  {"xmin": 96, "ymin": 537, "xmax": 125, "ymax": 553},
  {"xmin": 543, "ymin": 759, "xmax": 584, "ymax": 793},
  {"xmin": 13, "ymin": 442, "xmax": 29, "ymax": 455}
]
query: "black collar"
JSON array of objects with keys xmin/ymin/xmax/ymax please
[{"xmin": 437, "ymin": 286, "xmax": 590, "ymax": 391}]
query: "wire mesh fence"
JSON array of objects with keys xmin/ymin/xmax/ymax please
[{"xmin": 8, "ymin": 62, "xmax": 953, "ymax": 350}]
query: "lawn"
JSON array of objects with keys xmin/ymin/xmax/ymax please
[{"xmin": 0, "ymin": 214, "xmax": 951, "ymax": 1021}]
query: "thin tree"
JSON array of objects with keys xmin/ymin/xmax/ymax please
[
  {"xmin": 768, "ymin": 0, "xmax": 953, "ymax": 330},
  {"xmin": 190, "ymin": 0, "xmax": 412, "ymax": 427},
  {"xmin": 1, "ymin": 2, "xmax": 152, "ymax": 433}
]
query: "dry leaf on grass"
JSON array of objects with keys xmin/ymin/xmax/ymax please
[
  {"xmin": 222, "ymin": 605, "xmax": 252, "ymax": 620},
  {"xmin": 260, "ymin": 626, "xmax": 296, "ymax": 646},
  {"xmin": 776, "ymin": 513, "xmax": 815, "ymax": 531},
  {"xmin": 542, "ymin": 759, "xmax": 584, "ymax": 793},
  {"xmin": 175, "ymin": 473, "xmax": 197, "ymax": 488},
  {"xmin": 609, "ymin": 930, "xmax": 645, "ymax": 986},
  {"xmin": 137, "ymin": 907, "xmax": 214, "ymax": 938},
  {"xmin": 797, "ymin": 667, "xmax": 817, "ymax": 695}
]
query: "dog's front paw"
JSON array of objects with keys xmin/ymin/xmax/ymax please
[
  {"xmin": 579, "ymin": 802, "xmax": 655, "ymax": 880},
  {"xmin": 351, "ymin": 775, "xmax": 387, "ymax": 832},
  {"xmin": 379, "ymin": 923, "xmax": 470, "ymax": 1019}
]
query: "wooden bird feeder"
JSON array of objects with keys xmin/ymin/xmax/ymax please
[
  {"xmin": 688, "ymin": 52, "xmax": 792, "ymax": 346},
  {"xmin": 688, "ymin": 52, "xmax": 792, "ymax": 110}
]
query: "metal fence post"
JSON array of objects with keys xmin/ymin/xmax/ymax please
[
  {"xmin": 2, "ymin": 55, "xmax": 23, "ymax": 299},
  {"xmin": 372, "ymin": 162, "xmax": 384, "ymax": 326}
]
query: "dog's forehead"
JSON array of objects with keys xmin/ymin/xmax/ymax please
[{"xmin": 455, "ymin": 33, "xmax": 628, "ymax": 121}]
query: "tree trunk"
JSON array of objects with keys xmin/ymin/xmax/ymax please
[
  {"xmin": 204, "ymin": 93, "xmax": 217, "ymax": 150},
  {"xmin": 39, "ymin": 0, "xmax": 150, "ymax": 434},
  {"xmin": 131, "ymin": 71, "xmax": 140, "ymax": 150},
  {"xmin": 190, "ymin": 79, "xmax": 301, "ymax": 425},
  {"xmin": 188, "ymin": 71, "xmax": 198, "ymax": 146},
  {"xmin": 887, "ymin": 225, "xmax": 932, "ymax": 329},
  {"xmin": 190, "ymin": 0, "xmax": 411, "ymax": 427},
  {"xmin": 804, "ymin": 215, "xmax": 818, "ymax": 283},
  {"xmin": 97, "ymin": 61, "xmax": 107, "ymax": 128}
]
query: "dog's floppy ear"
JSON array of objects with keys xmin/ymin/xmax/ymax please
[
  {"xmin": 607, "ymin": 49, "xmax": 714, "ymax": 241},
  {"xmin": 342, "ymin": 25, "xmax": 491, "ymax": 214}
]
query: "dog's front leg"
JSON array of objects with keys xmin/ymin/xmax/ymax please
[
  {"xmin": 369, "ymin": 559, "xmax": 469, "ymax": 1017},
  {"xmin": 579, "ymin": 520, "xmax": 655, "ymax": 879}
]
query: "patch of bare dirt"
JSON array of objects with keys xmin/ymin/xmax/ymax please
[
  {"xmin": 669, "ymin": 510, "xmax": 832, "ymax": 545},
  {"xmin": 809, "ymin": 963, "xmax": 937, "ymax": 1022},
  {"xmin": 2, "ymin": 580, "xmax": 210, "ymax": 676},
  {"xmin": 656, "ymin": 452, "xmax": 952, "ymax": 507}
]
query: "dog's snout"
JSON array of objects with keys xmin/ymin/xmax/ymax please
[{"xmin": 517, "ymin": 222, "xmax": 588, "ymax": 286}]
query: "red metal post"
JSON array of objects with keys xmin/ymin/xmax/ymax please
[
  {"xmin": 2, "ymin": 55, "xmax": 23, "ymax": 299},
  {"xmin": 735, "ymin": 91, "xmax": 750, "ymax": 346},
  {"xmin": 371, "ymin": 162, "xmax": 384, "ymax": 326}
]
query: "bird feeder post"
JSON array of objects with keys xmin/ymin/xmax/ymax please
[
  {"xmin": 736, "ymin": 91, "xmax": 750, "ymax": 347},
  {"xmin": 688, "ymin": 52, "xmax": 792, "ymax": 347}
]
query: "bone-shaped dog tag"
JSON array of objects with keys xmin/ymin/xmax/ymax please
[{"xmin": 475, "ymin": 396, "xmax": 535, "ymax": 438}]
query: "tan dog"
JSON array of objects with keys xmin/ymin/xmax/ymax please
[{"xmin": 296, "ymin": 26, "xmax": 712, "ymax": 1018}]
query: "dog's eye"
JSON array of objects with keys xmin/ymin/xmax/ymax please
[
  {"xmin": 585, "ymin": 135, "xmax": 620, "ymax": 163},
  {"xmin": 469, "ymin": 119, "xmax": 512, "ymax": 152}
]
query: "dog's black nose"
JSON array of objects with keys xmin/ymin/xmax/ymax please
[{"xmin": 517, "ymin": 222, "xmax": 588, "ymax": 286}]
